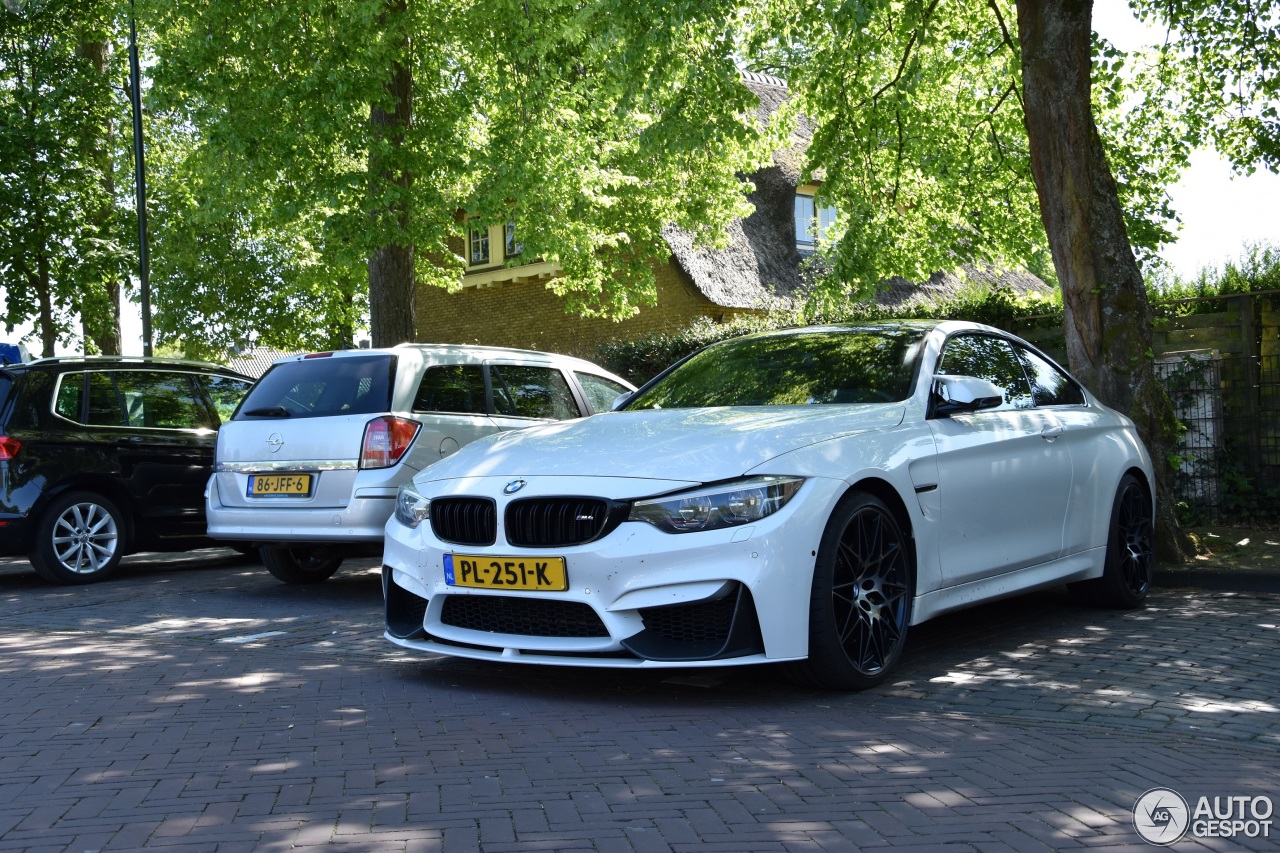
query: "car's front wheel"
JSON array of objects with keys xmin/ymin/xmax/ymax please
[
  {"xmin": 29, "ymin": 491, "xmax": 127, "ymax": 585},
  {"xmin": 788, "ymin": 492, "xmax": 914, "ymax": 690},
  {"xmin": 260, "ymin": 546, "xmax": 343, "ymax": 584},
  {"xmin": 1069, "ymin": 473, "xmax": 1153, "ymax": 608}
]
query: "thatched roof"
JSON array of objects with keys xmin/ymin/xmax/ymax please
[
  {"xmin": 873, "ymin": 267, "xmax": 1054, "ymax": 308},
  {"xmin": 663, "ymin": 71, "xmax": 1052, "ymax": 313},
  {"xmin": 225, "ymin": 346, "xmax": 306, "ymax": 378}
]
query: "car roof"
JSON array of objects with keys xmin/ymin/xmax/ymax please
[
  {"xmin": 8, "ymin": 356, "xmax": 250, "ymax": 379},
  {"xmin": 271, "ymin": 343, "xmax": 624, "ymax": 373}
]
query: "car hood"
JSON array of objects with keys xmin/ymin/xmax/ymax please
[{"xmin": 416, "ymin": 404, "xmax": 905, "ymax": 484}]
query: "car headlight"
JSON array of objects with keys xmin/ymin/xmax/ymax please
[
  {"xmin": 628, "ymin": 476, "xmax": 804, "ymax": 534},
  {"xmin": 394, "ymin": 483, "xmax": 431, "ymax": 528}
]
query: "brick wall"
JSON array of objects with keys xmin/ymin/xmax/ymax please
[{"xmin": 415, "ymin": 260, "xmax": 758, "ymax": 360}]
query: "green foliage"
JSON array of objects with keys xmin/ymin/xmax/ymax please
[
  {"xmin": 140, "ymin": 0, "xmax": 772, "ymax": 353},
  {"xmin": 1148, "ymin": 241, "xmax": 1280, "ymax": 317},
  {"xmin": 0, "ymin": 0, "xmax": 130, "ymax": 351},
  {"xmin": 597, "ymin": 281, "xmax": 1061, "ymax": 384},
  {"xmin": 741, "ymin": 0, "xmax": 1195, "ymax": 310},
  {"xmin": 1131, "ymin": 0, "xmax": 1280, "ymax": 173},
  {"xmin": 5, "ymin": 0, "xmax": 1275, "ymax": 361},
  {"xmin": 744, "ymin": 0, "xmax": 1051, "ymax": 309}
]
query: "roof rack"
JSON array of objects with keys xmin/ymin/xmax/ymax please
[{"xmin": 24, "ymin": 355, "xmax": 229, "ymax": 370}]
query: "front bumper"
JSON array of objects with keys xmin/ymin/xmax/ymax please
[{"xmin": 380, "ymin": 474, "xmax": 842, "ymax": 667}]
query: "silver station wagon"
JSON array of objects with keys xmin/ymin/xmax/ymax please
[{"xmin": 206, "ymin": 344, "xmax": 634, "ymax": 583}]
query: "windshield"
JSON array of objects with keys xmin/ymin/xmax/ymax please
[
  {"xmin": 235, "ymin": 354, "xmax": 395, "ymax": 420},
  {"xmin": 624, "ymin": 327, "xmax": 927, "ymax": 410}
]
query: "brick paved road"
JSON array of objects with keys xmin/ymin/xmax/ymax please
[{"xmin": 0, "ymin": 551, "xmax": 1276, "ymax": 852}]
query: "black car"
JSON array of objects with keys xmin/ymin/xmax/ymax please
[{"xmin": 0, "ymin": 357, "xmax": 252, "ymax": 584}]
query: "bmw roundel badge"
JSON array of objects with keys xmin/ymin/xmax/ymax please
[{"xmin": 504, "ymin": 479, "xmax": 527, "ymax": 495}]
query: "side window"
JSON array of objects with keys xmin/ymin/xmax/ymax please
[
  {"xmin": 54, "ymin": 373, "xmax": 84, "ymax": 422},
  {"xmin": 202, "ymin": 375, "xmax": 252, "ymax": 424},
  {"xmin": 490, "ymin": 365, "xmax": 582, "ymax": 420},
  {"xmin": 1016, "ymin": 346, "xmax": 1085, "ymax": 407},
  {"xmin": 111, "ymin": 371, "xmax": 208, "ymax": 429},
  {"xmin": 413, "ymin": 364, "xmax": 488, "ymax": 414},
  {"xmin": 936, "ymin": 335, "xmax": 1033, "ymax": 411},
  {"xmin": 575, "ymin": 371, "xmax": 630, "ymax": 413},
  {"xmin": 86, "ymin": 372, "xmax": 126, "ymax": 426}
]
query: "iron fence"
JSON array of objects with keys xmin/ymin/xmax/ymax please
[{"xmin": 1155, "ymin": 352, "xmax": 1280, "ymax": 523}]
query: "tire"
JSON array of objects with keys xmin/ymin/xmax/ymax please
[
  {"xmin": 1069, "ymin": 473, "xmax": 1153, "ymax": 609},
  {"xmin": 29, "ymin": 491, "xmax": 127, "ymax": 585},
  {"xmin": 260, "ymin": 546, "xmax": 343, "ymax": 584},
  {"xmin": 787, "ymin": 492, "xmax": 915, "ymax": 690}
]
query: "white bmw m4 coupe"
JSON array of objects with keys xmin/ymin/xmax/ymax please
[{"xmin": 382, "ymin": 321, "xmax": 1155, "ymax": 689}]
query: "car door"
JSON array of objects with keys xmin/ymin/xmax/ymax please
[
  {"xmin": 927, "ymin": 333, "xmax": 1074, "ymax": 585},
  {"xmin": 487, "ymin": 363, "xmax": 584, "ymax": 431},
  {"xmin": 86, "ymin": 369, "xmax": 217, "ymax": 540},
  {"xmin": 1011, "ymin": 342, "xmax": 1102, "ymax": 557}
]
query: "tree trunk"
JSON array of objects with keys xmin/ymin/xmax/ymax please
[
  {"xmin": 367, "ymin": 0, "xmax": 415, "ymax": 348},
  {"xmin": 76, "ymin": 35, "xmax": 122, "ymax": 356},
  {"xmin": 1015, "ymin": 0, "xmax": 1191, "ymax": 562},
  {"xmin": 33, "ymin": 238, "xmax": 55, "ymax": 358}
]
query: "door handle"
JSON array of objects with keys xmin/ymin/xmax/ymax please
[
  {"xmin": 115, "ymin": 436, "xmax": 146, "ymax": 444},
  {"xmin": 1040, "ymin": 425, "xmax": 1063, "ymax": 442}
]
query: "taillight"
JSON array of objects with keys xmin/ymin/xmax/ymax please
[
  {"xmin": 360, "ymin": 417, "xmax": 420, "ymax": 469},
  {"xmin": 0, "ymin": 436, "xmax": 19, "ymax": 461}
]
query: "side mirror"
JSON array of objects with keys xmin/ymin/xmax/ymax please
[
  {"xmin": 931, "ymin": 375, "xmax": 1004, "ymax": 417},
  {"xmin": 610, "ymin": 392, "xmax": 632, "ymax": 412}
]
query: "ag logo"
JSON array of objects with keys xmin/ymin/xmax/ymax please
[
  {"xmin": 266, "ymin": 432, "xmax": 284, "ymax": 453},
  {"xmin": 503, "ymin": 479, "xmax": 527, "ymax": 495},
  {"xmin": 1134, "ymin": 787, "xmax": 1190, "ymax": 845}
]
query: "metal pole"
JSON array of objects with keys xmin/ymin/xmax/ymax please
[{"xmin": 128, "ymin": 0, "xmax": 152, "ymax": 356}]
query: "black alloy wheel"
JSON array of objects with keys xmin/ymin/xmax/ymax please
[
  {"xmin": 788, "ymin": 492, "xmax": 914, "ymax": 690},
  {"xmin": 1070, "ymin": 473, "xmax": 1153, "ymax": 609}
]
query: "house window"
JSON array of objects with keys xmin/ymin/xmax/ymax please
[
  {"xmin": 795, "ymin": 193, "xmax": 837, "ymax": 254},
  {"xmin": 469, "ymin": 227, "xmax": 490, "ymax": 265},
  {"xmin": 504, "ymin": 222, "xmax": 522, "ymax": 259}
]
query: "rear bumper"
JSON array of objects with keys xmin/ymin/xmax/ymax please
[
  {"xmin": 204, "ymin": 476, "xmax": 394, "ymax": 544},
  {"xmin": 0, "ymin": 513, "xmax": 32, "ymax": 556}
]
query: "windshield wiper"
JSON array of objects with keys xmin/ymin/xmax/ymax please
[{"xmin": 242, "ymin": 406, "xmax": 291, "ymax": 417}]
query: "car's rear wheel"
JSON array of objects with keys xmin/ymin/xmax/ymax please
[
  {"xmin": 787, "ymin": 492, "xmax": 914, "ymax": 690},
  {"xmin": 260, "ymin": 546, "xmax": 343, "ymax": 584},
  {"xmin": 29, "ymin": 491, "xmax": 127, "ymax": 585},
  {"xmin": 1069, "ymin": 473, "xmax": 1153, "ymax": 609}
]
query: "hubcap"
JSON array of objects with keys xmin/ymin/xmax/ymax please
[
  {"xmin": 52, "ymin": 502, "xmax": 119, "ymax": 574},
  {"xmin": 832, "ymin": 506, "xmax": 909, "ymax": 675},
  {"xmin": 1117, "ymin": 485, "xmax": 1153, "ymax": 596}
]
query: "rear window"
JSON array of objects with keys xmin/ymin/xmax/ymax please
[
  {"xmin": 0, "ymin": 374, "xmax": 12, "ymax": 412},
  {"xmin": 236, "ymin": 355, "xmax": 395, "ymax": 420}
]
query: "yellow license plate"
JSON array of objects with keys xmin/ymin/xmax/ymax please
[
  {"xmin": 247, "ymin": 473, "xmax": 313, "ymax": 497},
  {"xmin": 444, "ymin": 554, "xmax": 568, "ymax": 592}
]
